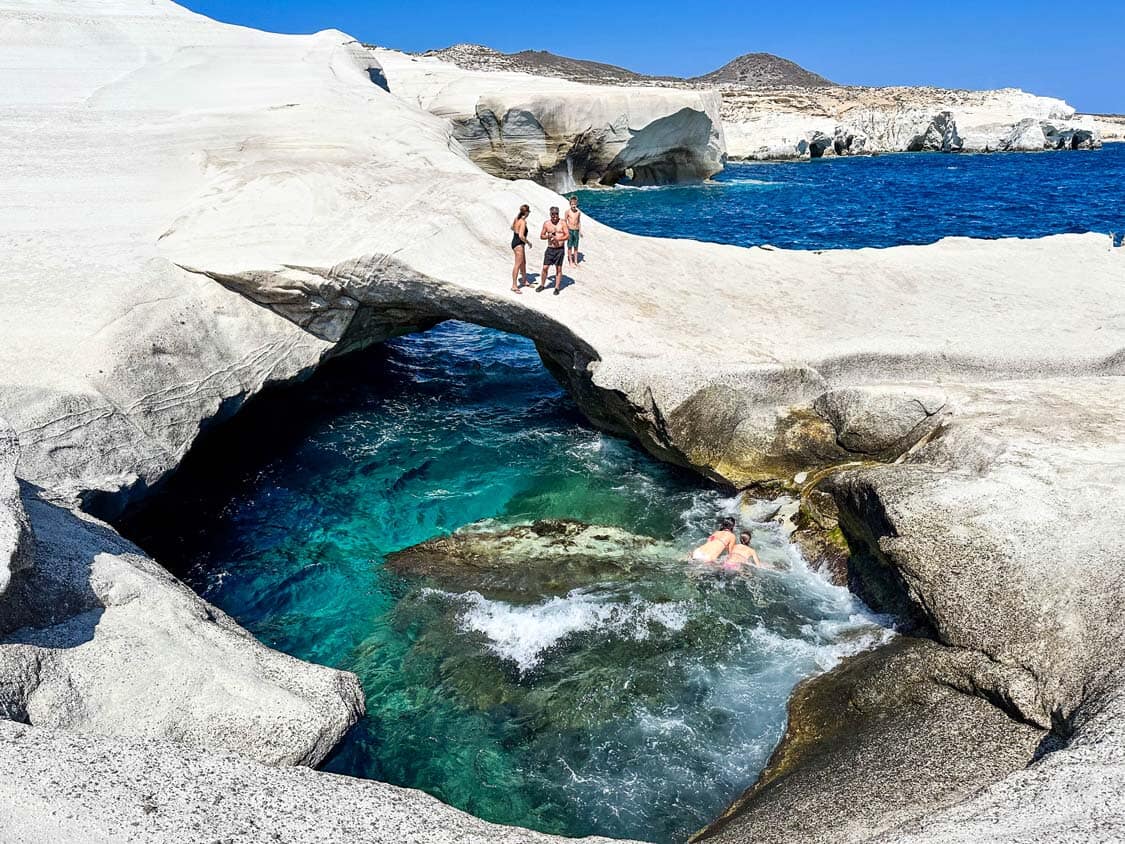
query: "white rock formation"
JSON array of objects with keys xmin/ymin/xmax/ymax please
[
  {"xmin": 0, "ymin": 719, "xmax": 629, "ymax": 844},
  {"xmin": 0, "ymin": 422, "xmax": 32, "ymax": 596},
  {"xmin": 371, "ymin": 48, "xmax": 726, "ymax": 189},
  {"xmin": 720, "ymin": 86, "xmax": 1102, "ymax": 159},
  {"xmin": 1, "ymin": 0, "xmax": 1124, "ymax": 840}
]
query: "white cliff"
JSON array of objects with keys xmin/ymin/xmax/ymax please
[
  {"xmin": 1, "ymin": 1, "xmax": 1124, "ymax": 842},
  {"xmin": 371, "ymin": 48, "xmax": 726, "ymax": 189},
  {"xmin": 720, "ymin": 86, "xmax": 1101, "ymax": 159}
]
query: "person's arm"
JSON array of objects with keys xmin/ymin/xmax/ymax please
[
  {"xmin": 749, "ymin": 549, "xmax": 764, "ymax": 568},
  {"xmin": 520, "ymin": 221, "xmax": 531, "ymax": 246},
  {"xmin": 557, "ymin": 221, "xmax": 569, "ymax": 245},
  {"xmin": 540, "ymin": 222, "xmax": 551, "ymax": 241}
]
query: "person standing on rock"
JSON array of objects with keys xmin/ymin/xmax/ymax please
[
  {"xmin": 510, "ymin": 204, "xmax": 532, "ymax": 293},
  {"xmin": 564, "ymin": 195, "xmax": 582, "ymax": 268},
  {"xmin": 537, "ymin": 206, "xmax": 569, "ymax": 295}
]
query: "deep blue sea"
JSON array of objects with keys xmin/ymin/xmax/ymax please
[
  {"xmin": 128, "ymin": 148, "xmax": 1123, "ymax": 844},
  {"xmin": 577, "ymin": 145, "xmax": 1125, "ymax": 249}
]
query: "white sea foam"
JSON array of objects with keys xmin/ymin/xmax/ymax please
[{"xmin": 436, "ymin": 588, "xmax": 690, "ymax": 672}]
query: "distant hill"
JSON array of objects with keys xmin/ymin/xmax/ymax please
[
  {"xmin": 690, "ymin": 52, "xmax": 834, "ymax": 87},
  {"xmin": 419, "ymin": 44, "xmax": 832, "ymax": 89}
]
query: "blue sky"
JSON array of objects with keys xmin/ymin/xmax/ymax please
[{"xmin": 182, "ymin": 1, "xmax": 1122, "ymax": 113}]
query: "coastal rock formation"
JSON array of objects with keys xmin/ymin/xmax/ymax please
[
  {"xmin": 370, "ymin": 48, "xmax": 726, "ymax": 189},
  {"xmin": 3, "ymin": 0, "xmax": 1125, "ymax": 841},
  {"xmin": 0, "ymin": 719, "xmax": 630, "ymax": 844},
  {"xmin": 0, "ymin": 478, "xmax": 364, "ymax": 766},
  {"xmin": 411, "ymin": 44, "xmax": 1102, "ymax": 160},
  {"xmin": 386, "ymin": 519, "xmax": 680, "ymax": 600},
  {"xmin": 0, "ymin": 422, "xmax": 32, "ymax": 597},
  {"xmin": 722, "ymin": 89, "xmax": 1103, "ymax": 159}
]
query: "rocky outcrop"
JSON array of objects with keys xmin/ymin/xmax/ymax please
[
  {"xmin": 370, "ymin": 48, "xmax": 726, "ymax": 189},
  {"xmin": 0, "ymin": 719, "xmax": 630, "ymax": 844},
  {"xmin": 0, "ymin": 477, "xmax": 364, "ymax": 765},
  {"xmin": 386, "ymin": 519, "xmax": 680, "ymax": 600},
  {"xmin": 0, "ymin": 422, "xmax": 33, "ymax": 597},
  {"xmin": 721, "ymin": 86, "xmax": 1102, "ymax": 159},
  {"xmin": 3, "ymin": 0, "xmax": 1125, "ymax": 840}
]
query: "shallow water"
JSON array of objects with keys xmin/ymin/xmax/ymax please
[
  {"xmin": 576, "ymin": 145, "xmax": 1125, "ymax": 250},
  {"xmin": 129, "ymin": 322, "xmax": 890, "ymax": 843}
]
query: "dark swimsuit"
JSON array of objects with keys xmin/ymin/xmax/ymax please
[{"xmin": 511, "ymin": 222, "xmax": 525, "ymax": 249}]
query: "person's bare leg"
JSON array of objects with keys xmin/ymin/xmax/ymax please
[
  {"xmin": 537, "ymin": 266, "xmax": 547, "ymax": 291},
  {"xmin": 510, "ymin": 246, "xmax": 523, "ymax": 292},
  {"xmin": 554, "ymin": 263, "xmax": 563, "ymax": 292}
]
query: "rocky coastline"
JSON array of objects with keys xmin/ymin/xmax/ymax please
[
  {"xmin": 402, "ymin": 44, "xmax": 1106, "ymax": 171},
  {"xmin": 2, "ymin": 1, "xmax": 1124, "ymax": 842}
]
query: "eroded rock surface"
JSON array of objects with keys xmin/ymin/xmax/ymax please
[
  {"xmin": 386, "ymin": 519, "xmax": 680, "ymax": 600},
  {"xmin": 0, "ymin": 719, "xmax": 630, "ymax": 844},
  {"xmin": 371, "ymin": 48, "xmax": 726, "ymax": 189},
  {"xmin": 3, "ymin": 0, "xmax": 1125, "ymax": 840},
  {"xmin": 0, "ymin": 421, "xmax": 33, "ymax": 597},
  {"xmin": 0, "ymin": 482, "xmax": 364, "ymax": 765}
]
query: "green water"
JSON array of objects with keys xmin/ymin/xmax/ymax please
[{"xmin": 128, "ymin": 322, "xmax": 889, "ymax": 842}]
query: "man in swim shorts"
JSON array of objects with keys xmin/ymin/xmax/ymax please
[
  {"xmin": 538, "ymin": 206, "xmax": 569, "ymax": 295},
  {"xmin": 564, "ymin": 195, "xmax": 582, "ymax": 268}
]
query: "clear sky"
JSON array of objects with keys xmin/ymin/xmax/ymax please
[{"xmin": 181, "ymin": 1, "xmax": 1122, "ymax": 113}]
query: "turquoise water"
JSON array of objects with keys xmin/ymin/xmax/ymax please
[
  {"xmin": 129, "ymin": 322, "xmax": 888, "ymax": 843},
  {"xmin": 576, "ymin": 145, "xmax": 1125, "ymax": 249}
]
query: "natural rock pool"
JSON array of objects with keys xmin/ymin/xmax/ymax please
[{"xmin": 126, "ymin": 321, "xmax": 890, "ymax": 843}]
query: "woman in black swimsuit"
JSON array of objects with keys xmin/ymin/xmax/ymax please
[{"xmin": 510, "ymin": 204, "xmax": 531, "ymax": 293}]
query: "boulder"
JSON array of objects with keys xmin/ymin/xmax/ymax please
[
  {"xmin": 372, "ymin": 48, "xmax": 726, "ymax": 189},
  {"xmin": 385, "ymin": 519, "xmax": 680, "ymax": 600},
  {"xmin": 0, "ymin": 484, "xmax": 364, "ymax": 766},
  {"xmin": 813, "ymin": 385, "xmax": 947, "ymax": 459},
  {"xmin": 1001, "ymin": 117, "xmax": 1048, "ymax": 151}
]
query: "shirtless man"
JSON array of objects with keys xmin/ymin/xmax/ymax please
[
  {"xmin": 724, "ymin": 531, "xmax": 764, "ymax": 572},
  {"xmin": 538, "ymin": 206, "xmax": 569, "ymax": 295},
  {"xmin": 691, "ymin": 517, "xmax": 737, "ymax": 563},
  {"xmin": 564, "ymin": 195, "xmax": 582, "ymax": 268}
]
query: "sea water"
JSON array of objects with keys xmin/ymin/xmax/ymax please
[
  {"xmin": 576, "ymin": 145, "xmax": 1125, "ymax": 249},
  {"xmin": 129, "ymin": 324, "xmax": 889, "ymax": 843},
  {"xmin": 126, "ymin": 148, "xmax": 1124, "ymax": 843}
]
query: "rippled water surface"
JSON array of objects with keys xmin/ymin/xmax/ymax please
[
  {"xmin": 131, "ymin": 323, "xmax": 889, "ymax": 843},
  {"xmin": 577, "ymin": 144, "xmax": 1125, "ymax": 249}
]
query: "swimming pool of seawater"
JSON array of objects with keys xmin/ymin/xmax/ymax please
[
  {"xmin": 576, "ymin": 144, "xmax": 1125, "ymax": 250},
  {"xmin": 122, "ymin": 147, "xmax": 1124, "ymax": 843},
  {"xmin": 127, "ymin": 322, "xmax": 891, "ymax": 843}
]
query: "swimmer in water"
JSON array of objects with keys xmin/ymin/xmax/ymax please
[
  {"xmin": 724, "ymin": 531, "xmax": 764, "ymax": 572},
  {"xmin": 691, "ymin": 517, "xmax": 737, "ymax": 563}
]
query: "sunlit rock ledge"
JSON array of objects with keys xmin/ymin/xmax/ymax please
[
  {"xmin": 1, "ymin": 0, "xmax": 1124, "ymax": 841},
  {"xmin": 370, "ymin": 47, "xmax": 727, "ymax": 190}
]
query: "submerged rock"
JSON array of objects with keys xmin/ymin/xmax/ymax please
[{"xmin": 386, "ymin": 519, "xmax": 681, "ymax": 600}]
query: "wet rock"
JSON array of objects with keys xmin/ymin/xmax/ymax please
[
  {"xmin": 694, "ymin": 637, "xmax": 1046, "ymax": 844},
  {"xmin": 386, "ymin": 519, "xmax": 680, "ymax": 600}
]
